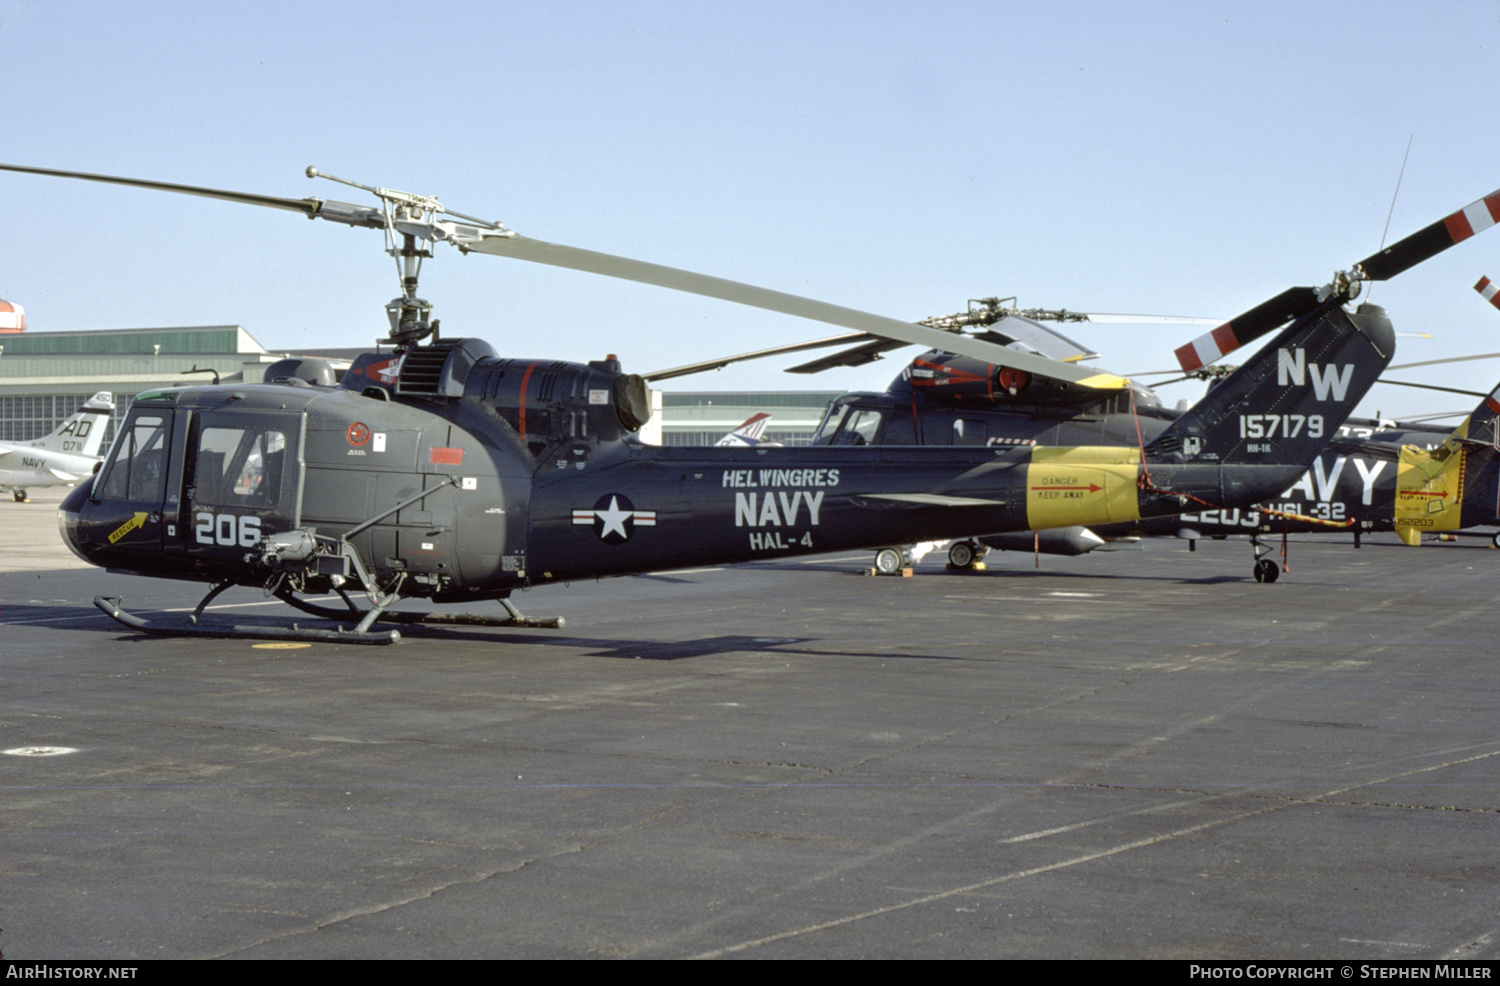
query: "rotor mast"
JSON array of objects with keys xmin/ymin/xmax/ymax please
[{"xmin": 307, "ymin": 167, "xmax": 442, "ymax": 348}]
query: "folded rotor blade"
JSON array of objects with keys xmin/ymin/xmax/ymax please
[
  {"xmin": 643, "ymin": 332, "xmax": 871, "ymax": 382},
  {"xmin": 1173, "ymin": 186, "xmax": 1500, "ymax": 373},
  {"xmin": 785, "ymin": 338, "xmax": 908, "ymax": 374},
  {"xmin": 465, "ymin": 234, "xmax": 1130, "ymax": 389},
  {"xmin": 653, "ymin": 307, "xmax": 1144, "ymax": 380},
  {"xmin": 979, "ymin": 316, "xmax": 1099, "ymax": 363}
]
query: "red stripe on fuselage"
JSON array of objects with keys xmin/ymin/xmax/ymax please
[{"xmin": 518, "ymin": 361, "xmax": 537, "ymax": 441}]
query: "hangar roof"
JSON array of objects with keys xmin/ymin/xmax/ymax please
[{"xmin": 0, "ymin": 325, "xmax": 266, "ymax": 356}]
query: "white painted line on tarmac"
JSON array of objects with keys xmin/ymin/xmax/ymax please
[
  {"xmin": 162, "ymin": 599, "xmax": 292, "ymax": 613},
  {"xmin": 4, "ymin": 598, "xmax": 299, "ymax": 624},
  {"xmin": 1, "ymin": 614, "xmax": 110, "ymax": 625}
]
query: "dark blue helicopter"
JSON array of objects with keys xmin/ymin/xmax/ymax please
[{"xmin": 0, "ymin": 163, "xmax": 1412, "ymax": 641}]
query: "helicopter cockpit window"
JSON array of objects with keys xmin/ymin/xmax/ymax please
[
  {"xmin": 98, "ymin": 414, "xmax": 169, "ymax": 502},
  {"xmin": 810, "ymin": 402, "xmax": 850, "ymax": 445},
  {"xmin": 193, "ymin": 425, "xmax": 287, "ymax": 508},
  {"xmin": 836, "ymin": 408, "xmax": 884, "ymax": 446}
]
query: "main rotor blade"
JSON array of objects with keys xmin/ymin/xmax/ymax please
[
  {"xmin": 0, "ymin": 161, "xmax": 1130, "ymax": 389},
  {"xmin": 644, "ymin": 332, "xmax": 871, "ymax": 382},
  {"xmin": 1387, "ymin": 352, "xmax": 1500, "ymax": 371},
  {"xmin": 3, "ymin": 162, "xmax": 308, "ymax": 216},
  {"xmin": 785, "ymin": 338, "xmax": 907, "ymax": 374},
  {"xmin": 1073, "ymin": 313, "xmax": 1224, "ymax": 325},
  {"xmin": 0, "ymin": 162, "xmax": 384, "ymax": 226},
  {"xmin": 1173, "ymin": 186, "xmax": 1500, "ymax": 373},
  {"xmin": 465, "ymin": 233, "xmax": 1129, "ymax": 388},
  {"xmin": 1393, "ymin": 410, "xmax": 1472, "ymax": 422},
  {"xmin": 1376, "ymin": 379, "xmax": 1487, "ymax": 398},
  {"xmin": 651, "ymin": 308, "xmax": 1141, "ymax": 380}
]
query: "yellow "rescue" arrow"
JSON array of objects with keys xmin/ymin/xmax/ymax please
[{"xmin": 107, "ymin": 512, "xmax": 149, "ymax": 544}]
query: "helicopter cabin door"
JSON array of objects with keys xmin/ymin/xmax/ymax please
[
  {"xmin": 183, "ymin": 411, "xmax": 303, "ymax": 563},
  {"xmin": 88, "ymin": 405, "xmax": 182, "ymax": 559}
]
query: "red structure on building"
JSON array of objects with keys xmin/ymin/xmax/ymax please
[{"xmin": 0, "ymin": 300, "xmax": 25, "ymax": 334}]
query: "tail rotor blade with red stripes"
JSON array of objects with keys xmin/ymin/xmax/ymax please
[
  {"xmin": 1358, "ymin": 191, "xmax": 1500, "ymax": 281},
  {"xmin": 1173, "ymin": 286, "xmax": 1321, "ymax": 372},
  {"xmin": 1477, "ymin": 275, "xmax": 1500, "ymax": 312},
  {"xmin": 1174, "ymin": 187, "xmax": 1500, "ymax": 373}
]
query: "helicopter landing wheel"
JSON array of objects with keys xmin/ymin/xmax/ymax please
[
  {"xmin": 1253, "ymin": 558, "xmax": 1280, "ymax": 583},
  {"xmin": 874, "ymin": 548, "xmax": 906, "ymax": 576},
  {"xmin": 1491, "ymin": 531, "xmax": 1500, "ymax": 549},
  {"xmin": 13, "ymin": 490, "xmax": 28, "ymax": 503}
]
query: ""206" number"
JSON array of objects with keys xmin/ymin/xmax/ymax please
[{"xmin": 195, "ymin": 512, "xmax": 261, "ymax": 547}]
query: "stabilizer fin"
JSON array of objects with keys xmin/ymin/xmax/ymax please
[{"xmin": 1148, "ymin": 303, "xmax": 1394, "ymax": 468}]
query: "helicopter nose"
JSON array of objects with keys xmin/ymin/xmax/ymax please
[{"xmin": 58, "ymin": 478, "xmax": 96, "ymax": 565}]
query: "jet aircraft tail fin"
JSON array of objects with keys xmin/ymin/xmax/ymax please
[
  {"xmin": 1146, "ymin": 303, "xmax": 1394, "ymax": 468},
  {"xmin": 25, "ymin": 392, "xmax": 115, "ymax": 457},
  {"xmin": 716, "ymin": 412, "xmax": 773, "ymax": 447}
]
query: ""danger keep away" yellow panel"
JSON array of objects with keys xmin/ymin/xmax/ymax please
[{"xmin": 1025, "ymin": 447, "xmax": 1142, "ymax": 530}]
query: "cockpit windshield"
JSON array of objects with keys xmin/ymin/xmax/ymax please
[
  {"xmin": 811, "ymin": 400, "xmax": 885, "ymax": 445},
  {"xmin": 837, "ymin": 408, "xmax": 884, "ymax": 445},
  {"xmin": 810, "ymin": 401, "xmax": 851, "ymax": 444},
  {"xmin": 97, "ymin": 413, "xmax": 170, "ymax": 502}
]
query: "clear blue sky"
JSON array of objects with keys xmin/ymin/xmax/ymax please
[{"xmin": 2, "ymin": 0, "xmax": 1497, "ymax": 420}]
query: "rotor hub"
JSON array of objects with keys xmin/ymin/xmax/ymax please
[{"xmin": 385, "ymin": 295, "xmax": 435, "ymax": 347}]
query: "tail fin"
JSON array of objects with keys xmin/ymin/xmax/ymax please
[
  {"xmin": 1456, "ymin": 383, "xmax": 1500, "ymax": 531},
  {"xmin": 1388, "ymin": 279, "xmax": 1500, "ymax": 542},
  {"xmin": 1387, "ymin": 380, "xmax": 1500, "ymax": 542},
  {"xmin": 716, "ymin": 412, "xmax": 773, "ymax": 447},
  {"xmin": 1146, "ymin": 303, "xmax": 1394, "ymax": 467},
  {"xmin": 26, "ymin": 392, "xmax": 114, "ymax": 457}
]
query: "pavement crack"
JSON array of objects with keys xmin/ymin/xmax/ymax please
[
  {"xmin": 1318, "ymin": 799, "xmax": 1500, "ymax": 814},
  {"xmin": 1445, "ymin": 929, "xmax": 1499, "ymax": 959},
  {"xmin": 208, "ymin": 846, "xmax": 588, "ymax": 958},
  {"xmin": 676, "ymin": 746, "xmax": 1500, "ymax": 958}
]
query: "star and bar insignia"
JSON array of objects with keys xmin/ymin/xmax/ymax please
[{"xmin": 572, "ymin": 494, "xmax": 656, "ymax": 544}]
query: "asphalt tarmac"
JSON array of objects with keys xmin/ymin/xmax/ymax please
[{"xmin": 3, "ymin": 487, "xmax": 1498, "ymax": 959}]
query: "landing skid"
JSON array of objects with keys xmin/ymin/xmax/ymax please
[
  {"xmin": 94, "ymin": 595, "xmax": 402, "ymax": 645},
  {"xmin": 275, "ymin": 590, "xmax": 566, "ymax": 629},
  {"xmin": 94, "ymin": 583, "xmax": 567, "ymax": 643}
]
